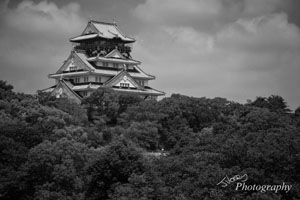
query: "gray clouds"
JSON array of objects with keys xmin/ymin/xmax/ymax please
[
  {"xmin": 132, "ymin": 0, "xmax": 300, "ymax": 109},
  {"xmin": 0, "ymin": 0, "xmax": 85, "ymax": 93}
]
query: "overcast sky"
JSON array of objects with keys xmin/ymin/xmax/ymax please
[{"xmin": 0, "ymin": 0, "xmax": 300, "ymax": 109}]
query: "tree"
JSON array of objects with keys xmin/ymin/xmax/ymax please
[
  {"xmin": 0, "ymin": 80, "xmax": 13, "ymax": 91},
  {"xmin": 0, "ymin": 80, "xmax": 14, "ymax": 100},
  {"xmin": 0, "ymin": 135, "xmax": 28, "ymax": 200},
  {"xmin": 24, "ymin": 138, "xmax": 92, "ymax": 200},
  {"xmin": 295, "ymin": 107, "xmax": 300, "ymax": 117},
  {"xmin": 118, "ymin": 93, "xmax": 142, "ymax": 114},
  {"xmin": 82, "ymin": 88, "xmax": 120, "ymax": 124},
  {"xmin": 250, "ymin": 95, "xmax": 290, "ymax": 113},
  {"xmin": 38, "ymin": 93, "xmax": 88, "ymax": 125},
  {"xmin": 87, "ymin": 139, "xmax": 145, "ymax": 200},
  {"xmin": 1, "ymin": 79, "xmax": 300, "ymax": 200},
  {"xmin": 267, "ymin": 95, "xmax": 290, "ymax": 113},
  {"xmin": 124, "ymin": 121, "xmax": 160, "ymax": 150},
  {"xmin": 119, "ymin": 100, "xmax": 165, "ymax": 126}
]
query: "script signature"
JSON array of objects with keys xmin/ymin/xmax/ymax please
[{"xmin": 217, "ymin": 174, "xmax": 248, "ymax": 187}]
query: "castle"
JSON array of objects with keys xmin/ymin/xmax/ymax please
[{"xmin": 42, "ymin": 20, "xmax": 164, "ymax": 103}]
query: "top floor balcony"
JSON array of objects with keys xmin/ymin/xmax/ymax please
[{"xmin": 73, "ymin": 42, "xmax": 132, "ymax": 58}]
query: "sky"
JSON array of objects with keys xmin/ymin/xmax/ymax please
[{"xmin": 0, "ymin": 0, "xmax": 300, "ymax": 109}]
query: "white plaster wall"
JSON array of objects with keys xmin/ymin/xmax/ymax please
[{"xmin": 101, "ymin": 76, "xmax": 111, "ymax": 83}]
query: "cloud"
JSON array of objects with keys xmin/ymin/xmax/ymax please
[
  {"xmin": 215, "ymin": 13, "xmax": 300, "ymax": 73},
  {"xmin": 134, "ymin": 0, "xmax": 222, "ymax": 22},
  {"xmin": 0, "ymin": 0, "xmax": 86, "ymax": 93},
  {"xmin": 132, "ymin": 0, "xmax": 300, "ymax": 109},
  {"xmin": 133, "ymin": 0, "xmax": 223, "ymax": 33},
  {"xmin": 133, "ymin": 0, "xmax": 300, "ymax": 32},
  {"xmin": 216, "ymin": 13, "xmax": 300, "ymax": 52},
  {"xmin": 1, "ymin": 0, "xmax": 84, "ymax": 39},
  {"xmin": 242, "ymin": 0, "xmax": 282, "ymax": 16}
]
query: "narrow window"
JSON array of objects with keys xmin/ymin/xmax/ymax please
[
  {"xmin": 120, "ymin": 83, "xmax": 129, "ymax": 88},
  {"xmin": 70, "ymin": 66, "xmax": 77, "ymax": 71},
  {"xmin": 138, "ymin": 80, "xmax": 144, "ymax": 86},
  {"xmin": 95, "ymin": 76, "xmax": 101, "ymax": 82},
  {"xmin": 84, "ymin": 76, "xmax": 89, "ymax": 82},
  {"xmin": 74, "ymin": 77, "xmax": 80, "ymax": 83}
]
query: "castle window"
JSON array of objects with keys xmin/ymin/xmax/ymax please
[
  {"xmin": 137, "ymin": 80, "xmax": 144, "ymax": 86},
  {"xmin": 74, "ymin": 77, "xmax": 80, "ymax": 83},
  {"xmin": 69, "ymin": 66, "xmax": 77, "ymax": 71},
  {"xmin": 120, "ymin": 83, "xmax": 129, "ymax": 88},
  {"xmin": 113, "ymin": 63, "xmax": 118, "ymax": 68},
  {"xmin": 95, "ymin": 76, "xmax": 101, "ymax": 82},
  {"xmin": 103, "ymin": 62, "xmax": 108, "ymax": 67},
  {"xmin": 84, "ymin": 76, "xmax": 89, "ymax": 82}
]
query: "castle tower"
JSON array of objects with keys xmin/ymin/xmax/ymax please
[{"xmin": 44, "ymin": 20, "xmax": 164, "ymax": 102}]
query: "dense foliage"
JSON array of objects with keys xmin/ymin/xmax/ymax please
[{"xmin": 0, "ymin": 80, "xmax": 299, "ymax": 200}]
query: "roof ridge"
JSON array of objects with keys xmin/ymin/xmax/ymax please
[
  {"xmin": 90, "ymin": 20, "xmax": 116, "ymax": 26},
  {"xmin": 104, "ymin": 70, "xmax": 142, "ymax": 90},
  {"xmin": 134, "ymin": 65, "xmax": 155, "ymax": 79},
  {"xmin": 73, "ymin": 51, "xmax": 95, "ymax": 71},
  {"xmin": 114, "ymin": 25, "xmax": 135, "ymax": 41},
  {"xmin": 104, "ymin": 69, "xmax": 126, "ymax": 86},
  {"xmin": 105, "ymin": 48, "xmax": 125, "ymax": 59}
]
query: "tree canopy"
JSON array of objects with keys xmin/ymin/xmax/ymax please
[{"xmin": 1, "ymin": 80, "xmax": 299, "ymax": 200}]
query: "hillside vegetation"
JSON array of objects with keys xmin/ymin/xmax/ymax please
[{"xmin": 0, "ymin": 80, "xmax": 300, "ymax": 200}]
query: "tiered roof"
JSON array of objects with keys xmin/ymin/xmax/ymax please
[
  {"xmin": 43, "ymin": 80, "xmax": 164, "ymax": 98},
  {"xmin": 70, "ymin": 20, "xmax": 135, "ymax": 43},
  {"xmin": 49, "ymin": 51, "xmax": 155, "ymax": 80},
  {"xmin": 45, "ymin": 20, "xmax": 164, "ymax": 100}
]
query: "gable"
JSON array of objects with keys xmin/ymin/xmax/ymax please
[
  {"xmin": 82, "ymin": 22, "xmax": 98, "ymax": 35},
  {"xmin": 114, "ymin": 75, "xmax": 137, "ymax": 88},
  {"xmin": 64, "ymin": 57, "xmax": 76, "ymax": 71},
  {"xmin": 105, "ymin": 49, "xmax": 125, "ymax": 59},
  {"xmin": 105, "ymin": 71, "xmax": 141, "ymax": 89},
  {"xmin": 56, "ymin": 52, "xmax": 93, "ymax": 74},
  {"xmin": 51, "ymin": 81, "xmax": 81, "ymax": 103}
]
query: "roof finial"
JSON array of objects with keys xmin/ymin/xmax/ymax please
[
  {"xmin": 112, "ymin": 18, "xmax": 117, "ymax": 25},
  {"xmin": 88, "ymin": 16, "xmax": 93, "ymax": 22},
  {"xmin": 71, "ymin": 43, "xmax": 76, "ymax": 52}
]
